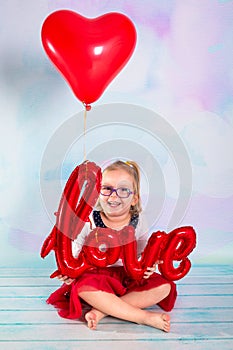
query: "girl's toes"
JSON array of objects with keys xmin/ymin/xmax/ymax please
[{"xmin": 85, "ymin": 311, "xmax": 97, "ymax": 330}]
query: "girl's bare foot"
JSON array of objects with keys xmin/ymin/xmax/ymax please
[
  {"xmin": 85, "ymin": 309, "xmax": 106, "ymax": 330},
  {"xmin": 85, "ymin": 309, "xmax": 170, "ymax": 332},
  {"xmin": 144, "ymin": 312, "xmax": 170, "ymax": 332},
  {"xmin": 85, "ymin": 310, "xmax": 97, "ymax": 330}
]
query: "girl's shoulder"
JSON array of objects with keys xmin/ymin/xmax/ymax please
[
  {"xmin": 135, "ymin": 213, "xmax": 149, "ymax": 237},
  {"xmin": 130, "ymin": 213, "xmax": 139, "ymax": 229},
  {"xmin": 92, "ymin": 210, "xmax": 106, "ymax": 228}
]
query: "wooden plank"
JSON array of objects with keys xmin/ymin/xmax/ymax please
[
  {"xmin": 177, "ymin": 275, "xmax": 233, "ymax": 284},
  {"xmin": 0, "ymin": 322, "xmax": 233, "ymax": 341},
  {"xmin": 0, "ymin": 277, "xmax": 60, "ymax": 287},
  {"xmin": 1, "ymin": 295, "xmax": 232, "ymax": 310},
  {"xmin": 0, "ymin": 340, "xmax": 233, "ymax": 350},
  {"xmin": 0, "ymin": 269, "xmax": 52, "ymax": 277},
  {"xmin": 0, "ymin": 265, "xmax": 232, "ymax": 277},
  {"xmin": 0, "ymin": 286, "xmax": 60, "ymax": 297},
  {"xmin": 0, "ymin": 265, "xmax": 232, "ymax": 350},
  {"xmin": 1, "ymin": 283, "xmax": 232, "ymax": 297},
  {"xmin": 0, "ymin": 308, "xmax": 232, "ymax": 325},
  {"xmin": 189, "ymin": 265, "xmax": 233, "ymax": 275},
  {"xmin": 0, "ymin": 310, "xmax": 77, "ymax": 325},
  {"xmin": 176, "ymin": 284, "xmax": 233, "ymax": 295},
  {"xmin": 1, "ymin": 275, "xmax": 233, "ymax": 287},
  {"xmin": 171, "ymin": 308, "xmax": 233, "ymax": 322},
  {"xmin": 174, "ymin": 295, "xmax": 233, "ymax": 309}
]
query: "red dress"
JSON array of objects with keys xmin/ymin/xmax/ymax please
[
  {"xmin": 47, "ymin": 266, "xmax": 177, "ymax": 319},
  {"xmin": 46, "ymin": 212, "xmax": 177, "ymax": 319}
]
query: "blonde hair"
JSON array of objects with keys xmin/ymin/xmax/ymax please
[{"xmin": 96, "ymin": 160, "xmax": 142, "ymax": 216}]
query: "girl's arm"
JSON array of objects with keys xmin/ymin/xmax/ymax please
[
  {"xmin": 56, "ymin": 274, "xmax": 74, "ymax": 285},
  {"xmin": 136, "ymin": 214, "xmax": 163, "ymax": 279},
  {"xmin": 143, "ymin": 261, "xmax": 163, "ymax": 279},
  {"xmin": 57, "ymin": 221, "xmax": 94, "ymax": 284},
  {"xmin": 72, "ymin": 221, "xmax": 93, "ymax": 257},
  {"xmin": 135, "ymin": 213, "xmax": 149, "ymax": 256}
]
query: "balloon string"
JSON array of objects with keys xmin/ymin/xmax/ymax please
[
  {"xmin": 83, "ymin": 108, "xmax": 87, "ymax": 161},
  {"xmin": 84, "ymin": 108, "xmax": 88, "ymax": 181},
  {"xmin": 85, "ymin": 157, "xmax": 88, "ymax": 181},
  {"xmin": 95, "ymin": 228, "xmax": 99, "ymax": 242}
]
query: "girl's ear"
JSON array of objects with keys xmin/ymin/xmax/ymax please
[{"xmin": 131, "ymin": 193, "xmax": 139, "ymax": 206}]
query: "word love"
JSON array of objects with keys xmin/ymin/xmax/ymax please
[
  {"xmin": 83, "ymin": 225, "xmax": 196, "ymax": 281},
  {"xmin": 42, "ymin": 224, "xmax": 196, "ymax": 281},
  {"xmin": 40, "ymin": 161, "xmax": 196, "ymax": 282}
]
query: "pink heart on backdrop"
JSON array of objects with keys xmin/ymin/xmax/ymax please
[{"xmin": 41, "ymin": 10, "xmax": 137, "ymax": 108}]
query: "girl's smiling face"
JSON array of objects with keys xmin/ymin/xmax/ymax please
[{"xmin": 99, "ymin": 169, "xmax": 138, "ymax": 218}]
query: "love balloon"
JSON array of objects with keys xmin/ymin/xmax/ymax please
[
  {"xmin": 41, "ymin": 161, "xmax": 196, "ymax": 281},
  {"xmin": 41, "ymin": 161, "xmax": 102, "ymax": 278},
  {"xmin": 41, "ymin": 10, "xmax": 137, "ymax": 109}
]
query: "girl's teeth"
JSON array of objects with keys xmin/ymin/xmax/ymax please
[{"xmin": 108, "ymin": 202, "xmax": 120, "ymax": 206}]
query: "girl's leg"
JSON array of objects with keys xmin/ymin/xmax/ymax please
[
  {"xmin": 122, "ymin": 283, "xmax": 171, "ymax": 307},
  {"xmin": 80, "ymin": 283, "xmax": 171, "ymax": 331}
]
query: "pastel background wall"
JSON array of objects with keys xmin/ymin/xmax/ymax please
[{"xmin": 0, "ymin": 0, "xmax": 232, "ymax": 268}]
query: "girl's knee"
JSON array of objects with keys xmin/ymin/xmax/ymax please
[{"xmin": 160, "ymin": 283, "xmax": 171, "ymax": 297}]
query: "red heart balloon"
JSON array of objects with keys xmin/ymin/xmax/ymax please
[{"xmin": 41, "ymin": 10, "xmax": 137, "ymax": 108}]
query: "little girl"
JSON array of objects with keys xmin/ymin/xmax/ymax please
[{"xmin": 47, "ymin": 160, "xmax": 177, "ymax": 332}]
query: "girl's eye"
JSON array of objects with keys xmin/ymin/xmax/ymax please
[
  {"xmin": 118, "ymin": 187, "xmax": 130, "ymax": 195},
  {"xmin": 101, "ymin": 186, "xmax": 113, "ymax": 195},
  {"xmin": 102, "ymin": 186, "xmax": 112, "ymax": 191},
  {"xmin": 119, "ymin": 187, "xmax": 129, "ymax": 192}
]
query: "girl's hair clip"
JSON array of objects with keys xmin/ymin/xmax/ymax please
[{"xmin": 125, "ymin": 161, "xmax": 134, "ymax": 168}]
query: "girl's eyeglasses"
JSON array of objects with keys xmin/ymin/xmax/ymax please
[{"xmin": 100, "ymin": 186, "xmax": 135, "ymax": 198}]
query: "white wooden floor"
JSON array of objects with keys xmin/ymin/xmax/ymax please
[{"xmin": 0, "ymin": 265, "xmax": 233, "ymax": 350}]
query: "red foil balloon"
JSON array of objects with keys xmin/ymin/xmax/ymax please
[
  {"xmin": 83, "ymin": 228, "xmax": 121, "ymax": 268},
  {"xmin": 56, "ymin": 160, "xmax": 102, "ymax": 240},
  {"xmin": 51, "ymin": 227, "xmax": 92, "ymax": 279},
  {"xmin": 41, "ymin": 161, "xmax": 196, "ymax": 281},
  {"xmin": 120, "ymin": 227, "xmax": 166, "ymax": 280},
  {"xmin": 41, "ymin": 10, "xmax": 137, "ymax": 107},
  {"xmin": 158, "ymin": 226, "xmax": 197, "ymax": 281},
  {"xmin": 119, "ymin": 226, "xmax": 196, "ymax": 281},
  {"xmin": 40, "ymin": 161, "xmax": 102, "ymax": 278}
]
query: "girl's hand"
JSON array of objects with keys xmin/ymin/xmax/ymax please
[
  {"xmin": 143, "ymin": 260, "xmax": 163, "ymax": 279},
  {"xmin": 57, "ymin": 275, "xmax": 75, "ymax": 285}
]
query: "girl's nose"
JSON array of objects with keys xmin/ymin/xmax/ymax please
[{"xmin": 109, "ymin": 190, "xmax": 118, "ymax": 198}]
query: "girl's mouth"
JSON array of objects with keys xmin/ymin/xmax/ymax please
[{"xmin": 107, "ymin": 201, "xmax": 121, "ymax": 208}]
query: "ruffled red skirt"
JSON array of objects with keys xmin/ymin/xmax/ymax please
[{"xmin": 47, "ymin": 266, "xmax": 177, "ymax": 319}]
